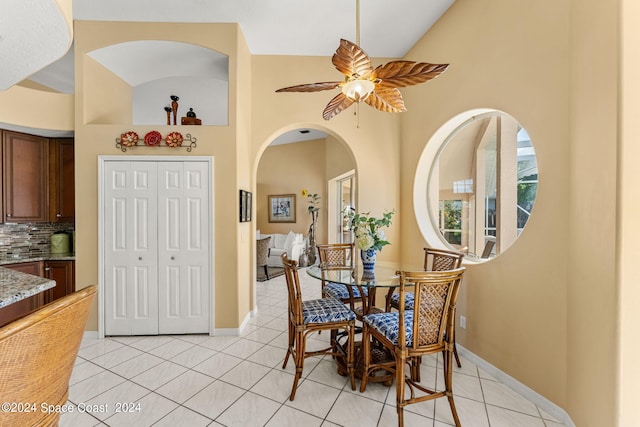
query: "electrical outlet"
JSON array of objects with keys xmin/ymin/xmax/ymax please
[{"xmin": 459, "ymin": 315, "xmax": 467, "ymax": 329}]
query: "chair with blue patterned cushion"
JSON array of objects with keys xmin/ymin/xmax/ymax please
[
  {"xmin": 317, "ymin": 243, "xmax": 371, "ymax": 313},
  {"xmin": 281, "ymin": 253, "xmax": 357, "ymax": 400},
  {"xmin": 360, "ymin": 268, "xmax": 465, "ymax": 427},
  {"xmin": 385, "ymin": 247, "xmax": 464, "ymax": 368}
]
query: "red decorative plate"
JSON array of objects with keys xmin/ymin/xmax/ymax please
[
  {"xmin": 120, "ymin": 131, "xmax": 139, "ymax": 147},
  {"xmin": 144, "ymin": 131, "xmax": 162, "ymax": 146},
  {"xmin": 166, "ymin": 132, "xmax": 184, "ymax": 148}
]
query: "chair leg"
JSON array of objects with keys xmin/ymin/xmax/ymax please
[
  {"xmin": 347, "ymin": 323, "xmax": 356, "ymax": 391},
  {"xmin": 444, "ymin": 348, "xmax": 461, "ymax": 427},
  {"xmin": 411, "ymin": 356, "xmax": 422, "ymax": 382},
  {"xmin": 453, "ymin": 342, "xmax": 462, "ymax": 368},
  {"xmin": 282, "ymin": 324, "xmax": 294, "ymax": 369},
  {"xmin": 289, "ymin": 329, "xmax": 305, "ymax": 400},
  {"xmin": 396, "ymin": 350, "xmax": 406, "ymax": 427},
  {"xmin": 384, "ymin": 288, "xmax": 394, "ymax": 312},
  {"xmin": 263, "ymin": 265, "xmax": 270, "ymax": 280},
  {"xmin": 359, "ymin": 325, "xmax": 371, "ymax": 392}
]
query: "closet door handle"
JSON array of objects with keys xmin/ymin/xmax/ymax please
[
  {"xmin": 171, "ymin": 256, "xmax": 175, "ymax": 260},
  {"xmin": 138, "ymin": 257, "xmax": 142, "ymax": 261}
]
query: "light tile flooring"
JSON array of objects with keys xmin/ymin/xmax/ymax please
[{"xmin": 62, "ymin": 270, "xmax": 567, "ymax": 427}]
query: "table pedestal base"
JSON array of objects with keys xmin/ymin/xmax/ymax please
[{"xmin": 336, "ymin": 341, "xmax": 395, "ymax": 386}]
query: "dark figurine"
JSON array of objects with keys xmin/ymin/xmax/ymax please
[
  {"xmin": 186, "ymin": 108, "xmax": 196, "ymax": 118},
  {"xmin": 170, "ymin": 95, "xmax": 179, "ymax": 125},
  {"xmin": 164, "ymin": 106, "xmax": 172, "ymax": 125}
]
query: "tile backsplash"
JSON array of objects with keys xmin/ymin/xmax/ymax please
[{"xmin": 0, "ymin": 223, "xmax": 74, "ymax": 259}]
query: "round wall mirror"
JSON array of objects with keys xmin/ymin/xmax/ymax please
[{"xmin": 427, "ymin": 110, "xmax": 538, "ymax": 261}]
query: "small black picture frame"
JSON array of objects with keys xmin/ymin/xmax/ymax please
[{"xmin": 239, "ymin": 190, "xmax": 252, "ymax": 222}]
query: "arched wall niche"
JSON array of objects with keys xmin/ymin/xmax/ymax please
[{"xmin": 84, "ymin": 40, "xmax": 229, "ymax": 125}]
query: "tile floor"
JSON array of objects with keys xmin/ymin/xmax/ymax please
[{"xmin": 61, "ymin": 270, "xmax": 568, "ymax": 427}]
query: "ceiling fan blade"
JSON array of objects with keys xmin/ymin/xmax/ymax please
[
  {"xmin": 372, "ymin": 61, "xmax": 449, "ymax": 88},
  {"xmin": 365, "ymin": 87, "xmax": 406, "ymax": 113},
  {"xmin": 332, "ymin": 39, "xmax": 373, "ymax": 79},
  {"xmin": 276, "ymin": 81, "xmax": 342, "ymax": 93},
  {"xmin": 322, "ymin": 92, "xmax": 355, "ymax": 120}
]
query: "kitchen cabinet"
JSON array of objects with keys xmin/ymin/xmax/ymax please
[
  {"xmin": 5, "ymin": 261, "xmax": 43, "ymax": 276},
  {"xmin": 49, "ymin": 139, "xmax": 75, "ymax": 222},
  {"xmin": 2, "ymin": 131, "xmax": 49, "ymax": 223},
  {"xmin": 43, "ymin": 260, "xmax": 75, "ymax": 303}
]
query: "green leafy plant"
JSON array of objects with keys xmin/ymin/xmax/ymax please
[
  {"xmin": 301, "ymin": 189, "xmax": 320, "ymax": 212},
  {"xmin": 343, "ymin": 208, "xmax": 396, "ymax": 251}
]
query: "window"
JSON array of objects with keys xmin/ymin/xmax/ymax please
[{"xmin": 419, "ymin": 110, "xmax": 538, "ymax": 261}]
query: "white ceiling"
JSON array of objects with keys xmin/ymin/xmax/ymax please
[
  {"xmin": 73, "ymin": 0, "xmax": 455, "ymax": 58},
  {"xmin": 0, "ymin": 0, "xmax": 71, "ymax": 90}
]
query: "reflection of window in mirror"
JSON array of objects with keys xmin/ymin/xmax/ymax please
[{"xmin": 428, "ymin": 111, "xmax": 538, "ymax": 260}]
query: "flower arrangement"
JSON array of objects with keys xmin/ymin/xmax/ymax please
[
  {"xmin": 301, "ymin": 189, "xmax": 320, "ymax": 212},
  {"xmin": 343, "ymin": 208, "xmax": 396, "ymax": 252}
]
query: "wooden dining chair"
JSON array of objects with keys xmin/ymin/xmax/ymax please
[
  {"xmin": 360, "ymin": 268, "xmax": 465, "ymax": 426},
  {"xmin": 317, "ymin": 243, "xmax": 359, "ymax": 304},
  {"xmin": 385, "ymin": 247, "xmax": 465, "ymax": 367},
  {"xmin": 281, "ymin": 254, "xmax": 357, "ymax": 400},
  {"xmin": 0, "ymin": 285, "xmax": 97, "ymax": 427}
]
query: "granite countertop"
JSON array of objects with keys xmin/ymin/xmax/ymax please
[
  {"xmin": 0, "ymin": 267, "xmax": 56, "ymax": 308},
  {"xmin": 0, "ymin": 252, "xmax": 76, "ymax": 265}
]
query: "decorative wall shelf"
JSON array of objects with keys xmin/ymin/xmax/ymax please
[{"xmin": 115, "ymin": 132, "xmax": 197, "ymax": 152}]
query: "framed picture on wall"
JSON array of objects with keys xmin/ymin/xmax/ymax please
[
  {"xmin": 239, "ymin": 190, "xmax": 252, "ymax": 222},
  {"xmin": 268, "ymin": 194, "xmax": 296, "ymax": 223}
]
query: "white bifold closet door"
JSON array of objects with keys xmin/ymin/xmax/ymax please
[{"xmin": 104, "ymin": 160, "xmax": 210, "ymax": 335}]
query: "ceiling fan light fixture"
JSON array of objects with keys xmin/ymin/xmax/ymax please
[{"xmin": 341, "ymin": 79, "xmax": 374, "ymax": 102}]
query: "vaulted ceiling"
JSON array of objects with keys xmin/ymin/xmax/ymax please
[{"xmin": 3, "ymin": 0, "xmax": 455, "ymax": 94}]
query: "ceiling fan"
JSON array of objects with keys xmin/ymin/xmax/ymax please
[{"xmin": 275, "ymin": 0, "xmax": 449, "ymax": 121}]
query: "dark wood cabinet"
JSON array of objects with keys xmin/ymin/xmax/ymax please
[
  {"xmin": 49, "ymin": 139, "xmax": 75, "ymax": 222},
  {"xmin": 5, "ymin": 261, "xmax": 43, "ymax": 276},
  {"xmin": 43, "ymin": 260, "xmax": 75, "ymax": 303},
  {"xmin": 2, "ymin": 131, "xmax": 49, "ymax": 223}
]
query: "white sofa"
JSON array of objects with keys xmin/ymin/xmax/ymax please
[{"xmin": 257, "ymin": 231, "xmax": 305, "ymax": 267}]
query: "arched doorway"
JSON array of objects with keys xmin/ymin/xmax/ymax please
[{"xmin": 254, "ymin": 126, "xmax": 357, "ymax": 267}]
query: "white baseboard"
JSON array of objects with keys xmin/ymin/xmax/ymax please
[
  {"xmin": 457, "ymin": 344, "xmax": 575, "ymax": 427},
  {"xmin": 213, "ymin": 309, "xmax": 253, "ymax": 336}
]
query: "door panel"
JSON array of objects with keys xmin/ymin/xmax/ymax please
[
  {"xmin": 104, "ymin": 162, "xmax": 159, "ymax": 335},
  {"xmin": 157, "ymin": 161, "xmax": 210, "ymax": 334}
]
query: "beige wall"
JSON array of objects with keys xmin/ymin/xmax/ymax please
[
  {"xmin": 3, "ymin": 2, "xmax": 639, "ymax": 423},
  {"xmin": 399, "ymin": 0, "xmax": 622, "ymax": 424},
  {"xmin": 619, "ymin": 1, "xmax": 640, "ymax": 425},
  {"xmin": 256, "ymin": 136, "xmax": 355, "ymax": 247},
  {"xmin": 257, "ymin": 140, "xmax": 328, "ymax": 241},
  {"xmin": 73, "ymin": 21, "xmax": 249, "ymax": 330}
]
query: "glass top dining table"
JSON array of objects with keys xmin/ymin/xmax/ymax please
[
  {"xmin": 306, "ymin": 261, "xmax": 422, "ymax": 288},
  {"xmin": 306, "ymin": 260, "xmax": 424, "ymax": 318}
]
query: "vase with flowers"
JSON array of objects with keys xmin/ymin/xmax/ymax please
[
  {"xmin": 301, "ymin": 189, "xmax": 321, "ymax": 264},
  {"xmin": 343, "ymin": 208, "xmax": 395, "ymax": 278}
]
